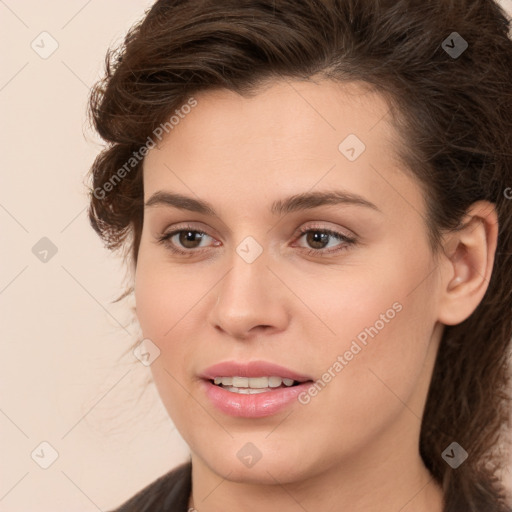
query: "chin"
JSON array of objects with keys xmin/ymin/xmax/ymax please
[{"xmin": 197, "ymin": 445, "xmax": 320, "ymax": 486}]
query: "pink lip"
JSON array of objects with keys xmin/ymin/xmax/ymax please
[
  {"xmin": 199, "ymin": 360, "xmax": 313, "ymax": 418},
  {"xmin": 200, "ymin": 360, "xmax": 312, "ymax": 382}
]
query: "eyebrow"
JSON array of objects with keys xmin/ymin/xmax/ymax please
[{"xmin": 144, "ymin": 189, "xmax": 381, "ymax": 216}]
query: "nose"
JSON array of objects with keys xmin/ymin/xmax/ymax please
[{"xmin": 207, "ymin": 249, "xmax": 290, "ymax": 341}]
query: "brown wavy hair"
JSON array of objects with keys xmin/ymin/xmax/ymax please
[{"xmin": 86, "ymin": 0, "xmax": 512, "ymax": 510}]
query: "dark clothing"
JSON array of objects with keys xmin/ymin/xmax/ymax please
[
  {"xmin": 108, "ymin": 461, "xmax": 512, "ymax": 512},
  {"xmin": 109, "ymin": 461, "xmax": 192, "ymax": 512}
]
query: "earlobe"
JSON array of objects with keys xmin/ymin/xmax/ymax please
[{"xmin": 437, "ymin": 201, "xmax": 498, "ymax": 326}]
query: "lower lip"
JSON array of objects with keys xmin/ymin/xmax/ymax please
[{"xmin": 201, "ymin": 379, "xmax": 312, "ymax": 418}]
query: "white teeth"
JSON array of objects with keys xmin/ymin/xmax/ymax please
[
  {"xmin": 223, "ymin": 386, "xmax": 270, "ymax": 394},
  {"xmin": 248, "ymin": 377, "xmax": 269, "ymax": 388},
  {"xmin": 212, "ymin": 376, "xmax": 297, "ymax": 390},
  {"xmin": 268, "ymin": 376, "xmax": 282, "ymax": 388},
  {"xmin": 232, "ymin": 376, "xmax": 249, "ymax": 387}
]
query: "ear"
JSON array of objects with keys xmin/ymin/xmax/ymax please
[{"xmin": 437, "ymin": 200, "xmax": 498, "ymax": 326}]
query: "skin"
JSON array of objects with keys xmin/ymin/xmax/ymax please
[{"xmin": 134, "ymin": 78, "xmax": 498, "ymax": 512}]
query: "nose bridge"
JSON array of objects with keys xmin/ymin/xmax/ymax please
[
  {"xmin": 223, "ymin": 244, "xmax": 267, "ymax": 300},
  {"xmin": 219, "ymin": 240, "xmax": 272, "ymax": 311},
  {"xmin": 209, "ymin": 238, "xmax": 289, "ymax": 338}
]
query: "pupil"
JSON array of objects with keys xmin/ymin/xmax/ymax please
[
  {"xmin": 308, "ymin": 231, "xmax": 328, "ymax": 249},
  {"xmin": 180, "ymin": 231, "xmax": 203, "ymax": 248}
]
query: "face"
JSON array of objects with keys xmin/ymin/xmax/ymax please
[{"xmin": 134, "ymin": 79, "xmax": 444, "ymax": 484}]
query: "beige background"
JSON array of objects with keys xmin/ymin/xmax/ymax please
[{"xmin": 1, "ymin": 1, "xmax": 511, "ymax": 510}]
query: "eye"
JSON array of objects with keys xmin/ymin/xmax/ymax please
[
  {"xmin": 293, "ymin": 225, "xmax": 357, "ymax": 256},
  {"xmin": 155, "ymin": 223, "xmax": 357, "ymax": 258},
  {"xmin": 155, "ymin": 224, "xmax": 219, "ymax": 256}
]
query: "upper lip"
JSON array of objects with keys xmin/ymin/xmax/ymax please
[{"xmin": 200, "ymin": 360, "xmax": 313, "ymax": 383}]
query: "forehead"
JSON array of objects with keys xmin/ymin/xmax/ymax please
[
  {"xmin": 147, "ymin": 79, "xmax": 394, "ymax": 162},
  {"xmin": 142, "ymin": 79, "xmax": 423, "ymax": 222}
]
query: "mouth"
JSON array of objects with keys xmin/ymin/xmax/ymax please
[
  {"xmin": 199, "ymin": 361, "xmax": 314, "ymax": 417},
  {"xmin": 209, "ymin": 376, "xmax": 304, "ymax": 394}
]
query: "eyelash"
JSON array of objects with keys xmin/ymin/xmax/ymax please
[{"xmin": 155, "ymin": 223, "xmax": 357, "ymax": 258}]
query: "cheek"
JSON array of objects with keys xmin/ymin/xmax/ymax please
[
  {"xmin": 133, "ymin": 265, "xmax": 195, "ymax": 430},
  {"xmin": 133, "ymin": 257, "xmax": 220, "ymax": 415},
  {"xmin": 134, "ymin": 252, "xmax": 212, "ymax": 341},
  {"xmin": 304, "ymin": 249, "xmax": 438, "ymax": 439}
]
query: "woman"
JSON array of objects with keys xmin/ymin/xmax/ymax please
[{"xmin": 87, "ymin": 0, "xmax": 512, "ymax": 510}]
